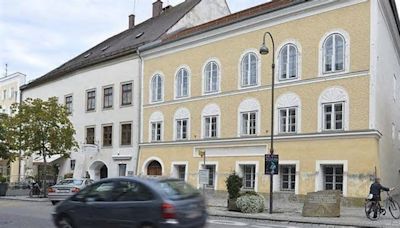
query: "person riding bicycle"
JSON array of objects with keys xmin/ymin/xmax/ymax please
[{"xmin": 369, "ymin": 177, "xmax": 394, "ymax": 217}]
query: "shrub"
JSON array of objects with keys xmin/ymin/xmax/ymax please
[
  {"xmin": 236, "ymin": 192, "xmax": 265, "ymax": 213},
  {"xmin": 0, "ymin": 175, "xmax": 7, "ymax": 183},
  {"xmin": 225, "ymin": 172, "xmax": 242, "ymax": 199},
  {"xmin": 63, "ymin": 173, "xmax": 73, "ymax": 179}
]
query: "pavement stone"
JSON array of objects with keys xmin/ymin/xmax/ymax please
[{"xmin": 0, "ymin": 195, "xmax": 49, "ymax": 202}]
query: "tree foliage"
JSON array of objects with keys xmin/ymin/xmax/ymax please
[
  {"xmin": 0, "ymin": 113, "xmax": 16, "ymax": 162},
  {"xmin": 7, "ymin": 97, "xmax": 78, "ymax": 196},
  {"xmin": 225, "ymin": 172, "xmax": 243, "ymax": 199}
]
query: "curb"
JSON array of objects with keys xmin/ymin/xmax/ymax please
[
  {"xmin": 208, "ymin": 209, "xmax": 390, "ymax": 228},
  {"xmin": 0, "ymin": 196, "xmax": 49, "ymax": 203}
]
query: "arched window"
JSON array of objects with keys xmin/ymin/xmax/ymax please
[
  {"xmin": 201, "ymin": 103, "xmax": 221, "ymax": 138},
  {"xmin": 174, "ymin": 108, "xmax": 190, "ymax": 140},
  {"xmin": 147, "ymin": 160, "xmax": 162, "ymax": 176},
  {"xmin": 204, "ymin": 61, "xmax": 220, "ymax": 93},
  {"xmin": 238, "ymin": 98, "xmax": 260, "ymax": 136},
  {"xmin": 151, "ymin": 74, "xmax": 163, "ymax": 102},
  {"xmin": 278, "ymin": 44, "xmax": 298, "ymax": 80},
  {"xmin": 241, "ymin": 53, "xmax": 258, "ymax": 86},
  {"xmin": 276, "ymin": 93, "xmax": 301, "ymax": 134},
  {"xmin": 176, "ymin": 68, "xmax": 189, "ymax": 98},
  {"xmin": 318, "ymin": 87, "xmax": 349, "ymax": 132},
  {"xmin": 323, "ymin": 34, "xmax": 345, "ymax": 73}
]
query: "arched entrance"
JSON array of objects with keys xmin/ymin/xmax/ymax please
[
  {"xmin": 147, "ymin": 160, "xmax": 162, "ymax": 176},
  {"xmin": 89, "ymin": 161, "xmax": 108, "ymax": 181},
  {"xmin": 100, "ymin": 165, "xmax": 108, "ymax": 179}
]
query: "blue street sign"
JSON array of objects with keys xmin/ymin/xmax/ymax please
[{"xmin": 265, "ymin": 154, "xmax": 279, "ymax": 175}]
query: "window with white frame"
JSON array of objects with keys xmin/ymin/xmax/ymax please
[
  {"xmin": 322, "ymin": 102, "xmax": 344, "ymax": 131},
  {"xmin": 280, "ymin": 165, "xmax": 295, "ymax": 191},
  {"xmin": 323, "ymin": 165, "xmax": 343, "ymax": 191},
  {"xmin": 204, "ymin": 115, "xmax": 218, "ymax": 138},
  {"xmin": 241, "ymin": 111, "xmax": 257, "ymax": 136},
  {"xmin": 279, "ymin": 44, "xmax": 298, "ymax": 80},
  {"xmin": 204, "ymin": 61, "xmax": 219, "ymax": 93},
  {"xmin": 103, "ymin": 86, "xmax": 113, "ymax": 109},
  {"xmin": 151, "ymin": 121, "xmax": 162, "ymax": 141},
  {"xmin": 86, "ymin": 90, "xmax": 96, "ymax": 111},
  {"xmin": 176, "ymin": 68, "xmax": 189, "ymax": 98},
  {"xmin": 205, "ymin": 165, "xmax": 216, "ymax": 188},
  {"xmin": 118, "ymin": 164, "xmax": 127, "ymax": 176},
  {"xmin": 151, "ymin": 74, "xmax": 163, "ymax": 102},
  {"xmin": 323, "ymin": 34, "xmax": 345, "ymax": 73},
  {"xmin": 176, "ymin": 119, "xmax": 188, "ymax": 140},
  {"xmin": 174, "ymin": 165, "xmax": 186, "ymax": 181},
  {"xmin": 241, "ymin": 52, "xmax": 258, "ymax": 87},
  {"xmin": 65, "ymin": 95, "xmax": 73, "ymax": 115},
  {"xmin": 121, "ymin": 82, "xmax": 132, "ymax": 106},
  {"xmin": 241, "ymin": 164, "xmax": 256, "ymax": 189},
  {"xmin": 278, "ymin": 107, "xmax": 297, "ymax": 133}
]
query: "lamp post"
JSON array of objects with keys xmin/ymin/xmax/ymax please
[{"xmin": 260, "ymin": 31, "xmax": 275, "ymax": 214}]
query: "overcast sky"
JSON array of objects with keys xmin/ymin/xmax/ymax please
[{"xmin": 0, "ymin": 0, "xmax": 399, "ymax": 82}]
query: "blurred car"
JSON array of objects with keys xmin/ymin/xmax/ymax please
[
  {"xmin": 48, "ymin": 178, "xmax": 94, "ymax": 205},
  {"xmin": 52, "ymin": 177, "xmax": 207, "ymax": 228}
]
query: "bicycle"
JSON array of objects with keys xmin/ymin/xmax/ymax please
[
  {"xmin": 365, "ymin": 191, "xmax": 400, "ymax": 220},
  {"xmin": 28, "ymin": 182, "xmax": 43, "ymax": 198}
]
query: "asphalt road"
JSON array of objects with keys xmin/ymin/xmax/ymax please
[{"xmin": 0, "ymin": 200, "xmax": 349, "ymax": 228}]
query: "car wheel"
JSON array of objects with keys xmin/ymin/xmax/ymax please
[
  {"xmin": 51, "ymin": 201, "xmax": 58, "ymax": 205},
  {"xmin": 58, "ymin": 216, "xmax": 74, "ymax": 228}
]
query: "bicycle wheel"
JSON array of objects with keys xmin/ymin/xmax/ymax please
[
  {"xmin": 389, "ymin": 199, "xmax": 400, "ymax": 219},
  {"xmin": 365, "ymin": 201, "xmax": 380, "ymax": 221}
]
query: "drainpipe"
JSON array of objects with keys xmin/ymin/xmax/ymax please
[
  {"xmin": 18, "ymin": 87, "xmax": 23, "ymax": 183},
  {"xmin": 136, "ymin": 48, "xmax": 143, "ymax": 176}
]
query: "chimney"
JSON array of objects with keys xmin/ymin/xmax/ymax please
[
  {"xmin": 153, "ymin": 0, "xmax": 163, "ymax": 17},
  {"xmin": 129, "ymin": 14, "xmax": 135, "ymax": 29}
]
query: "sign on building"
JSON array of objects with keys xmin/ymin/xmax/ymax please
[
  {"xmin": 198, "ymin": 169, "xmax": 209, "ymax": 185},
  {"xmin": 265, "ymin": 154, "xmax": 279, "ymax": 175}
]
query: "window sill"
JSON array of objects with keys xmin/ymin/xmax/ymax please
[
  {"xmin": 239, "ymin": 84, "xmax": 260, "ymax": 90},
  {"xmin": 101, "ymin": 146, "xmax": 113, "ymax": 149},
  {"xmin": 85, "ymin": 109, "xmax": 96, "ymax": 113},
  {"xmin": 102, "ymin": 107, "xmax": 114, "ymax": 111},
  {"xmin": 120, "ymin": 103, "xmax": 133, "ymax": 108},
  {"xmin": 119, "ymin": 144, "xmax": 133, "ymax": 148}
]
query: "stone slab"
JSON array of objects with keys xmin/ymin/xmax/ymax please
[{"xmin": 302, "ymin": 190, "xmax": 341, "ymax": 217}]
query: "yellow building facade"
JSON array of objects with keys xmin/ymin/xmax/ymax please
[{"xmin": 138, "ymin": 0, "xmax": 400, "ymax": 198}]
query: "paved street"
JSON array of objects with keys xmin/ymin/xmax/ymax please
[{"xmin": 0, "ymin": 200, "xmax": 352, "ymax": 228}]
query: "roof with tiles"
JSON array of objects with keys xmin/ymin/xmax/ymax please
[{"xmin": 22, "ymin": 0, "xmax": 202, "ymax": 90}]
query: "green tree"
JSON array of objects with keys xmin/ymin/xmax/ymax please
[
  {"xmin": 8, "ymin": 97, "xmax": 78, "ymax": 197},
  {"xmin": 0, "ymin": 113, "xmax": 16, "ymax": 162}
]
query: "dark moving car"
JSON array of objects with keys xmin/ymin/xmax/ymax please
[{"xmin": 52, "ymin": 177, "xmax": 207, "ymax": 228}]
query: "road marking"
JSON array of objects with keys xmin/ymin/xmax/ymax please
[
  {"xmin": 208, "ymin": 220, "xmax": 248, "ymax": 226},
  {"xmin": 252, "ymin": 224, "xmax": 298, "ymax": 228}
]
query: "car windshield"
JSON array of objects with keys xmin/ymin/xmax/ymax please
[
  {"xmin": 157, "ymin": 180, "xmax": 200, "ymax": 200},
  {"xmin": 58, "ymin": 179, "xmax": 83, "ymax": 186}
]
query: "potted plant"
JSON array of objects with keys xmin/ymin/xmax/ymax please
[
  {"xmin": 225, "ymin": 172, "xmax": 242, "ymax": 211},
  {"xmin": 0, "ymin": 174, "xmax": 8, "ymax": 196}
]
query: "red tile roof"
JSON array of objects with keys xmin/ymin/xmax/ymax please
[{"xmin": 163, "ymin": 0, "xmax": 304, "ymax": 43}]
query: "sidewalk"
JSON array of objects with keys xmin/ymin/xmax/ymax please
[{"xmin": 0, "ymin": 195, "xmax": 49, "ymax": 202}]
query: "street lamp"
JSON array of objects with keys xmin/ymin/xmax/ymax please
[{"xmin": 260, "ymin": 31, "xmax": 275, "ymax": 214}]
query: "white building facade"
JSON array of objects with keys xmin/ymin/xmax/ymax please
[{"xmin": 20, "ymin": 0, "xmax": 230, "ymax": 181}]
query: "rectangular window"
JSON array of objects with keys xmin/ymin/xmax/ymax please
[
  {"xmin": 70, "ymin": 160, "xmax": 76, "ymax": 171},
  {"xmin": 102, "ymin": 125, "xmax": 113, "ymax": 147},
  {"xmin": 176, "ymin": 119, "xmax": 188, "ymax": 140},
  {"xmin": 205, "ymin": 165, "xmax": 216, "ymax": 188},
  {"xmin": 174, "ymin": 165, "xmax": 186, "ymax": 181},
  {"xmin": 241, "ymin": 112, "xmax": 257, "ymax": 135},
  {"xmin": 279, "ymin": 108, "xmax": 297, "ymax": 133},
  {"xmin": 204, "ymin": 116, "xmax": 218, "ymax": 138},
  {"xmin": 65, "ymin": 95, "xmax": 73, "ymax": 114},
  {"xmin": 121, "ymin": 83, "xmax": 132, "ymax": 106},
  {"xmin": 86, "ymin": 90, "xmax": 96, "ymax": 111},
  {"xmin": 118, "ymin": 164, "xmax": 127, "ymax": 176},
  {"xmin": 323, "ymin": 102, "xmax": 344, "ymax": 131},
  {"xmin": 86, "ymin": 127, "xmax": 95, "ymax": 144},
  {"xmin": 121, "ymin": 123, "xmax": 132, "ymax": 146},
  {"xmin": 103, "ymin": 87, "xmax": 113, "ymax": 109},
  {"xmin": 242, "ymin": 165, "xmax": 256, "ymax": 189},
  {"xmin": 151, "ymin": 122, "xmax": 162, "ymax": 141},
  {"xmin": 280, "ymin": 165, "xmax": 296, "ymax": 191},
  {"xmin": 323, "ymin": 165, "xmax": 343, "ymax": 191}
]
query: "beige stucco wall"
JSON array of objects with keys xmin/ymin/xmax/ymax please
[{"xmin": 139, "ymin": 137, "xmax": 378, "ymax": 197}]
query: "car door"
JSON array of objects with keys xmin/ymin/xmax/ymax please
[
  {"xmin": 102, "ymin": 180, "xmax": 161, "ymax": 228},
  {"xmin": 83, "ymin": 181, "xmax": 116, "ymax": 228},
  {"xmin": 66, "ymin": 183, "xmax": 98, "ymax": 228}
]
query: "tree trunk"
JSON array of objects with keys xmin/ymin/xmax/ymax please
[{"xmin": 42, "ymin": 150, "xmax": 47, "ymax": 198}]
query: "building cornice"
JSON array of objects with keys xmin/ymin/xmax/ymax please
[{"xmin": 139, "ymin": 129, "xmax": 381, "ymax": 147}]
